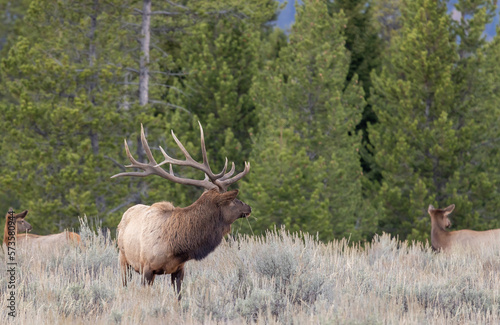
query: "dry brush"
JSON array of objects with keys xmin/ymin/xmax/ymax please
[{"xmin": 1, "ymin": 219, "xmax": 500, "ymax": 324}]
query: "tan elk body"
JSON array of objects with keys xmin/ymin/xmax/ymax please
[
  {"xmin": 428, "ymin": 204, "xmax": 500, "ymax": 252},
  {"xmin": 113, "ymin": 122, "xmax": 251, "ymax": 295},
  {"xmin": 2, "ymin": 209, "xmax": 81, "ymax": 252}
]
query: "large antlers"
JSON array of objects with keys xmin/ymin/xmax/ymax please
[{"xmin": 111, "ymin": 122, "xmax": 250, "ymax": 192}]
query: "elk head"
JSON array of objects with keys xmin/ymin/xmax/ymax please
[
  {"xmin": 7, "ymin": 209, "xmax": 32, "ymax": 233},
  {"xmin": 215, "ymin": 189, "xmax": 251, "ymax": 222},
  {"xmin": 428, "ymin": 204, "xmax": 454, "ymax": 229}
]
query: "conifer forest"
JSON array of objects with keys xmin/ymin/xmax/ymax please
[{"xmin": 1, "ymin": 0, "xmax": 499, "ymax": 242}]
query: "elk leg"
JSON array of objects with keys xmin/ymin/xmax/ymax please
[
  {"xmin": 126, "ymin": 265, "xmax": 133, "ymax": 283},
  {"xmin": 171, "ymin": 266, "xmax": 185, "ymax": 299},
  {"xmin": 119, "ymin": 252, "xmax": 130, "ymax": 287},
  {"xmin": 142, "ymin": 269, "xmax": 156, "ymax": 286}
]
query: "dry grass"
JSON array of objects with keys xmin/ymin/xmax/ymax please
[{"xmin": 2, "ymin": 219, "xmax": 500, "ymax": 324}]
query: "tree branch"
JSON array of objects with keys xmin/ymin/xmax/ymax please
[
  {"xmin": 108, "ymin": 193, "xmax": 142, "ymax": 214},
  {"xmin": 134, "ymin": 8, "xmax": 181, "ymax": 16},
  {"xmin": 165, "ymin": 0, "xmax": 189, "ymax": 10},
  {"xmin": 148, "ymin": 100, "xmax": 192, "ymax": 114},
  {"xmin": 104, "ymin": 155, "xmax": 126, "ymax": 171}
]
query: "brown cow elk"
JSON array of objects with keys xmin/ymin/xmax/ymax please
[
  {"xmin": 2, "ymin": 208, "xmax": 81, "ymax": 251},
  {"xmin": 428, "ymin": 204, "xmax": 500, "ymax": 252},
  {"xmin": 112, "ymin": 122, "xmax": 251, "ymax": 297}
]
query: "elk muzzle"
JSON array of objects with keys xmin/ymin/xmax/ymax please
[{"xmin": 240, "ymin": 205, "xmax": 252, "ymax": 219}]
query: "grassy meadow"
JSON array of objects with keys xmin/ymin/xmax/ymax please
[{"xmin": 2, "ymin": 219, "xmax": 500, "ymax": 324}]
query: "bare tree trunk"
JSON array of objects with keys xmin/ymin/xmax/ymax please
[
  {"xmin": 89, "ymin": 0, "xmax": 99, "ymax": 154},
  {"xmin": 89, "ymin": 0, "xmax": 104, "ymax": 213},
  {"xmin": 133, "ymin": 0, "xmax": 152, "ymax": 205},
  {"xmin": 139, "ymin": 0, "xmax": 151, "ymax": 106},
  {"xmin": 89, "ymin": 0, "xmax": 98, "ymax": 69},
  {"xmin": 137, "ymin": 0, "xmax": 151, "ymax": 162}
]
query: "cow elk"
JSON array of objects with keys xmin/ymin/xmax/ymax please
[
  {"xmin": 2, "ymin": 208, "xmax": 81, "ymax": 251},
  {"xmin": 112, "ymin": 122, "xmax": 251, "ymax": 297},
  {"xmin": 428, "ymin": 204, "xmax": 500, "ymax": 252}
]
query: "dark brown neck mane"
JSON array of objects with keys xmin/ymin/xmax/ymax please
[{"xmin": 170, "ymin": 190, "xmax": 228, "ymax": 261}]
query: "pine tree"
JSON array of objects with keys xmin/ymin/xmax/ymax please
[
  {"xmin": 449, "ymin": 0, "xmax": 499, "ymax": 229},
  {"xmin": 369, "ymin": 0, "xmax": 499, "ymax": 241},
  {"xmin": 240, "ymin": 0, "xmax": 374, "ymax": 241},
  {"xmin": 477, "ymin": 24, "xmax": 500, "ymax": 224},
  {"xmin": 0, "ymin": 0, "xmax": 31, "ymax": 53},
  {"xmin": 150, "ymin": 0, "xmax": 279, "ymax": 207},
  {"xmin": 166, "ymin": 16, "xmax": 261, "ymax": 171},
  {"xmin": 327, "ymin": 0, "xmax": 382, "ymax": 180},
  {"xmin": 0, "ymin": 0, "xmax": 32, "ymax": 220},
  {"xmin": 371, "ymin": 0, "xmax": 402, "ymax": 46},
  {"xmin": 327, "ymin": 0, "xmax": 381, "ymax": 94},
  {"xmin": 0, "ymin": 0, "xmax": 146, "ymax": 232}
]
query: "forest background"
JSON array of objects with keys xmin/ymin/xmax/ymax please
[{"xmin": 0, "ymin": 0, "xmax": 499, "ymax": 244}]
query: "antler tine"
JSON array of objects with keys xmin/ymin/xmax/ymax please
[
  {"xmin": 156, "ymin": 126, "xmax": 215, "ymax": 173},
  {"xmin": 212, "ymin": 157, "xmax": 229, "ymax": 178},
  {"xmin": 123, "ymin": 137, "xmax": 139, "ymax": 166},
  {"xmin": 216, "ymin": 161, "xmax": 250, "ymax": 192},
  {"xmin": 197, "ymin": 121, "xmax": 228, "ymax": 179},
  {"xmin": 156, "ymin": 122, "xmax": 228, "ymax": 182},
  {"xmin": 170, "ymin": 129, "xmax": 194, "ymax": 161},
  {"xmin": 111, "ymin": 124, "xmax": 157, "ymax": 179},
  {"xmin": 140, "ymin": 123, "xmax": 158, "ymax": 165},
  {"xmin": 218, "ymin": 162, "xmax": 236, "ymax": 182},
  {"xmin": 110, "ymin": 139, "xmax": 142, "ymax": 178},
  {"xmin": 199, "ymin": 120, "xmax": 208, "ymax": 166},
  {"xmin": 157, "ymin": 144, "xmax": 190, "ymax": 167}
]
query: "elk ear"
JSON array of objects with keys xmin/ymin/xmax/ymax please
[
  {"xmin": 443, "ymin": 204, "xmax": 455, "ymax": 216},
  {"xmin": 217, "ymin": 190, "xmax": 239, "ymax": 206},
  {"xmin": 427, "ymin": 205, "xmax": 435, "ymax": 214},
  {"xmin": 17, "ymin": 210, "xmax": 29, "ymax": 219}
]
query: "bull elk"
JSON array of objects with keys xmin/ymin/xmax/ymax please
[
  {"xmin": 112, "ymin": 122, "xmax": 251, "ymax": 296},
  {"xmin": 428, "ymin": 204, "xmax": 500, "ymax": 252},
  {"xmin": 2, "ymin": 208, "xmax": 81, "ymax": 251}
]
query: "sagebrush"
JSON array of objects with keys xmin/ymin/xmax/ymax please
[{"xmin": 1, "ymin": 219, "xmax": 500, "ymax": 324}]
